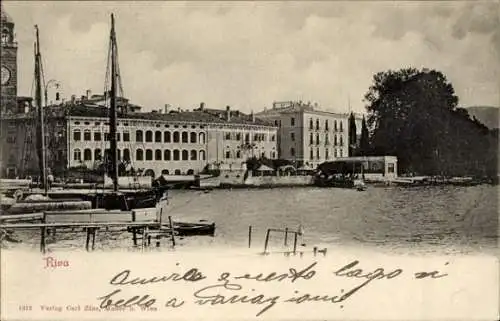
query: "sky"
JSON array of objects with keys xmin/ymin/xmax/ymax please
[{"xmin": 3, "ymin": 1, "xmax": 500, "ymax": 114}]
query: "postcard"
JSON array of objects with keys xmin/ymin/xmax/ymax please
[{"xmin": 0, "ymin": 1, "xmax": 499, "ymax": 320}]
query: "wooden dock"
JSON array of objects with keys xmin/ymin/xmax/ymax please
[{"xmin": 0, "ymin": 208, "xmax": 176, "ymax": 252}]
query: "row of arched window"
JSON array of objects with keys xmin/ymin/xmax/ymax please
[
  {"xmin": 72, "ymin": 129, "xmax": 206, "ymax": 144},
  {"xmin": 73, "ymin": 148, "xmax": 206, "ymax": 162},
  {"xmin": 222, "ymin": 150, "xmax": 277, "ymax": 159}
]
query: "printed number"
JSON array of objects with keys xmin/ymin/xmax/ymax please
[{"xmin": 19, "ymin": 305, "xmax": 32, "ymax": 311}]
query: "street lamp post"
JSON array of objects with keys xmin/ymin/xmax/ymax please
[{"xmin": 44, "ymin": 79, "xmax": 61, "ymax": 107}]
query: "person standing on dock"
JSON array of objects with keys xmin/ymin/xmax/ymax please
[{"xmin": 47, "ymin": 173, "xmax": 54, "ymax": 190}]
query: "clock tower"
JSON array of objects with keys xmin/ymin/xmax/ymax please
[{"xmin": 1, "ymin": 6, "xmax": 18, "ymax": 115}]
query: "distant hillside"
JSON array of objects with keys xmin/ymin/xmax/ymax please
[{"xmin": 465, "ymin": 106, "xmax": 499, "ymax": 129}]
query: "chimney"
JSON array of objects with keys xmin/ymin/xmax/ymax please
[
  {"xmin": 226, "ymin": 105, "xmax": 231, "ymax": 121},
  {"xmin": 81, "ymin": 95, "xmax": 86, "ymax": 101},
  {"xmin": 164, "ymin": 104, "xmax": 170, "ymax": 114},
  {"xmin": 86, "ymin": 90, "xmax": 92, "ymax": 99},
  {"xmin": 251, "ymin": 110, "xmax": 255, "ymax": 123},
  {"xmin": 200, "ymin": 102, "xmax": 205, "ymax": 111},
  {"xmin": 71, "ymin": 95, "xmax": 76, "ymax": 104},
  {"xmin": 177, "ymin": 107, "xmax": 181, "ymax": 113}
]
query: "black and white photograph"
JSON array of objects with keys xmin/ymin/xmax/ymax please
[{"xmin": 0, "ymin": 1, "xmax": 498, "ymax": 320}]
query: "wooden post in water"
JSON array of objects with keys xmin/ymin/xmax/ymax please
[
  {"xmin": 91, "ymin": 228, "xmax": 96, "ymax": 251},
  {"xmin": 85, "ymin": 228, "xmax": 91, "ymax": 251},
  {"xmin": 40, "ymin": 226, "xmax": 46, "ymax": 253},
  {"xmin": 168, "ymin": 216, "xmax": 176, "ymax": 247},
  {"xmin": 264, "ymin": 229, "xmax": 271, "ymax": 253},
  {"xmin": 293, "ymin": 232, "xmax": 298, "ymax": 254},
  {"xmin": 141, "ymin": 227, "xmax": 147, "ymax": 251},
  {"xmin": 248, "ymin": 226, "xmax": 252, "ymax": 248},
  {"xmin": 284, "ymin": 227, "xmax": 288, "ymax": 246}
]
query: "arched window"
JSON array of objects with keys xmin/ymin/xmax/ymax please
[
  {"xmin": 73, "ymin": 148, "xmax": 81, "ymax": 161},
  {"xmin": 73, "ymin": 129, "xmax": 81, "ymax": 141},
  {"xmin": 182, "ymin": 150, "xmax": 189, "ymax": 160},
  {"xmin": 316, "ymin": 119, "xmax": 320, "ymax": 130},
  {"xmin": 190, "ymin": 132, "xmax": 197, "ymax": 143},
  {"xmin": 155, "ymin": 131, "xmax": 162, "ymax": 143},
  {"xmin": 199, "ymin": 150, "xmax": 206, "ymax": 161},
  {"xmin": 339, "ymin": 135, "xmax": 344, "ymax": 146},
  {"xmin": 123, "ymin": 149, "xmax": 130, "ymax": 161},
  {"xmin": 164, "ymin": 131, "xmax": 171, "ymax": 143},
  {"xmin": 325, "ymin": 133, "xmax": 329, "ymax": 145},
  {"xmin": 339, "ymin": 121, "xmax": 343, "ymax": 132},
  {"xmin": 181, "ymin": 132, "xmax": 188, "ymax": 143},
  {"xmin": 186, "ymin": 169, "xmax": 194, "ymax": 175},
  {"xmin": 173, "ymin": 132, "xmax": 180, "ymax": 143},
  {"xmin": 174, "ymin": 169, "xmax": 181, "ymax": 175},
  {"xmin": 136, "ymin": 149, "xmax": 144, "ymax": 161},
  {"xmin": 173, "ymin": 149, "xmax": 180, "ymax": 161},
  {"xmin": 145, "ymin": 130, "xmax": 153, "ymax": 142},
  {"xmin": 325, "ymin": 120, "xmax": 329, "ymax": 130},
  {"xmin": 309, "ymin": 118, "xmax": 313, "ymax": 129},
  {"xmin": 334, "ymin": 120, "xmax": 338, "ymax": 131},
  {"xmin": 190, "ymin": 150, "xmax": 197, "ymax": 160},
  {"xmin": 334, "ymin": 135, "xmax": 338, "ymax": 146},
  {"xmin": 309, "ymin": 133, "xmax": 313, "ymax": 145},
  {"xmin": 155, "ymin": 149, "xmax": 162, "ymax": 160},
  {"xmin": 164, "ymin": 149, "xmax": 171, "ymax": 161},
  {"xmin": 236, "ymin": 150, "xmax": 241, "ymax": 158},
  {"xmin": 84, "ymin": 130, "xmax": 91, "ymax": 141},
  {"xmin": 316, "ymin": 133, "xmax": 320, "ymax": 145},
  {"xmin": 225, "ymin": 150, "xmax": 231, "ymax": 159},
  {"xmin": 136, "ymin": 130, "xmax": 143, "ymax": 142},
  {"xmin": 83, "ymin": 148, "xmax": 92, "ymax": 161},
  {"xmin": 161, "ymin": 169, "xmax": 169, "ymax": 175},
  {"xmin": 310, "ymin": 148, "xmax": 314, "ymax": 160},
  {"xmin": 145, "ymin": 149, "xmax": 153, "ymax": 160},
  {"xmin": 94, "ymin": 148, "xmax": 102, "ymax": 161},
  {"xmin": 198, "ymin": 132, "xmax": 206, "ymax": 144}
]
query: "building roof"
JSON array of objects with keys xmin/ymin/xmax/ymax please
[
  {"xmin": 67, "ymin": 104, "xmax": 276, "ymax": 127},
  {"xmin": 256, "ymin": 100, "xmax": 350, "ymax": 118}
]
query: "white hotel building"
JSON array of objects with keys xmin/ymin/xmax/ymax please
[{"xmin": 256, "ymin": 101, "xmax": 352, "ymax": 168}]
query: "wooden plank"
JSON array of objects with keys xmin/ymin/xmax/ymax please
[
  {"xmin": 0, "ymin": 221, "xmax": 165, "ymax": 229},
  {"xmin": 0, "ymin": 213, "xmax": 44, "ymax": 221},
  {"xmin": 132, "ymin": 208, "xmax": 157, "ymax": 222}
]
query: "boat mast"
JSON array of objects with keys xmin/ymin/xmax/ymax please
[
  {"xmin": 34, "ymin": 25, "xmax": 48, "ymax": 195},
  {"xmin": 109, "ymin": 14, "xmax": 118, "ymax": 192}
]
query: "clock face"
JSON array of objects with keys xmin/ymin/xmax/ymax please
[{"xmin": 1, "ymin": 66, "xmax": 11, "ymax": 85}]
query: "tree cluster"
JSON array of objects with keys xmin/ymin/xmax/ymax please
[{"xmin": 363, "ymin": 67, "xmax": 498, "ymax": 177}]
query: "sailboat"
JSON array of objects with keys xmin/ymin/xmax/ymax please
[
  {"xmin": 1, "ymin": 25, "xmax": 92, "ymax": 218},
  {"xmin": 96, "ymin": 13, "xmax": 162, "ymax": 211}
]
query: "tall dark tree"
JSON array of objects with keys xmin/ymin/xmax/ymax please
[
  {"xmin": 359, "ymin": 115, "xmax": 370, "ymax": 156},
  {"xmin": 363, "ymin": 67, "xmax": 497, "ymax": 177},
  {"xmin": 348, "ymin": 112, "xmax": 357, "ymax": 156}
]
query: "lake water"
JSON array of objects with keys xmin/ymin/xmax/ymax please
[{"xmin": 3, "ymin": 185, "xmax": 498, "ymax": 255}]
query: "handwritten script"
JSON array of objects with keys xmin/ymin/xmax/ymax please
[{"xmin": 96, "ymin": 260, "xmax": 448, "ymax": 316}]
